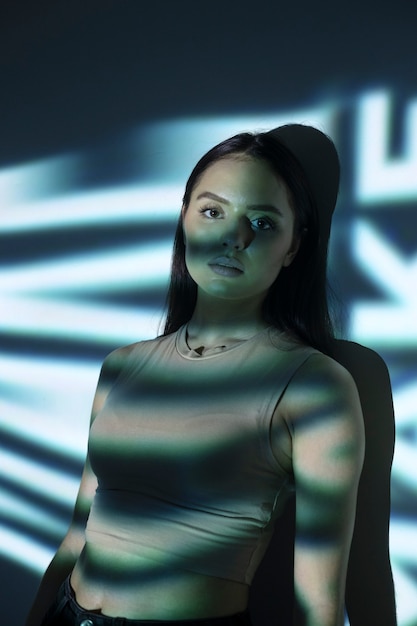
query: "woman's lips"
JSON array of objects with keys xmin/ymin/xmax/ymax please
[{"xmin": 208, "ymin": 256, "xmax": 244, "ymax": 277}]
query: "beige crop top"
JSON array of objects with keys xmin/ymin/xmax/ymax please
[{"xmin": 86, "ymin": 325, "xmax": 317, "ymax": 585}]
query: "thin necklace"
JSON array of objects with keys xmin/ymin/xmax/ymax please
[{"xmin": 185, "ymin": 327, "xmax": 227, "ymax": 355}]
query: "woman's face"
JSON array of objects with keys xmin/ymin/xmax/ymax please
[{"xmin": 183, "ymin": 155, "xmax": 300, "ymax": 305}]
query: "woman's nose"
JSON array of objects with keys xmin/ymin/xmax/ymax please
[{"xmin": 222, "ymin": 218, "xmax": 254, "ymax": 250}]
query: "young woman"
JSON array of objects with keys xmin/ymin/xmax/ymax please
[{"xmin": 26, "ymin": 125, "xmax": 364, "ymax": 626}]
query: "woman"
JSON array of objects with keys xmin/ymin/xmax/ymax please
[{"xmin": 26, "ymin": 125, "xmax": 364, "ymax": 626}]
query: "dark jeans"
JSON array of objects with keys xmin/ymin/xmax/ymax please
[{"xmin": 41, "ymin": 577, "xmax": 252, "ymax": 626}]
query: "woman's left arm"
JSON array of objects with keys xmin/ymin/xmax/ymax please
[{"xmin": 277, "ymin": 353, "xmax": 365, "ymax": 626}]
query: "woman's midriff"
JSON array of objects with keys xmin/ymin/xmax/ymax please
[{"xmin": 70, "ymin": 542, "xmax": 249, "ymax": 620}]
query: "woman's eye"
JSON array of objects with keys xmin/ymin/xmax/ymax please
[
  {"xmin": 200, "ymin": 207, "xmax": 221, "ymax": 218},
  {"xmin": 251, "ymin": 217, "xmax": 275, "ymax": 231}
]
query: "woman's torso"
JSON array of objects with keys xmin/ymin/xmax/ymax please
[
  {"xmin": 70, "ymin": 547, "xmax": 249, "ymax": 619},
  {"xmin": 70, "ymin": 327, "xmax": 316, "ymax": 619}
]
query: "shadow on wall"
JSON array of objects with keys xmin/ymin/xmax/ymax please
[{"xmin": 249, "ymin": 340, "xmax": 397, "ymax": 626}]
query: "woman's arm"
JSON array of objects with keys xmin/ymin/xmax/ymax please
[
  {"xmin": 278, "ymin": 353, "xmax": 365, "ymax": 626},
  {"xmin": 25, "ymin": 346, "xmax": 130, "ymax": 626},
  {"xmin": 24, "ymin": 458, "xmax": 98, "ymax": 626}
]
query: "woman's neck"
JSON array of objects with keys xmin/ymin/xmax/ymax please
[{"xmin": 187, "ymin": 293, "xmax": 268, "ymax": 348}]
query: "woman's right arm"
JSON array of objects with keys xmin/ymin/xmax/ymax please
[
  {"xmin": 24, "ymin": 457, "xmax": 98, "ymax": 626},
  {"xmin": 25, "ymin": 347, "xmax": 128, "ymax": 626}
]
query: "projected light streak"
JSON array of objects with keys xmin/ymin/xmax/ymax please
[
  {"xmin": 1, "ymin": 296, "xmax": 162, "ymax": 344},
  {"xmin": 390, "ymin": 532, "xmax": 417, "ymax": 626},
  {"xmin": 0, "ymin": 397, "xmax": 90, "ymax": 463},
  {"xmin": 391, "ymin": 439, "xmax": 417, "ymax": 490},
  {"xmin": 356, "ymin": 91, "xmax": 417, "ymax": 203},
  {"xmin": 1, "ymin": 397, "xmax": 89, "ymax": 459},
  {"xmin": 0, "ymin": 422, "xmax": 80, "ymax": 571},
  {"xmin": 0, "ymin": 353, "xmax": 98, "ymax": 403},
  {"xmin": 0, "ymin": 243, "xmax": 172, "ymax": 293},
  {"xmin": 1, "ymin": 449, "xmax": 80, "ymax": 508},
  {"xmin": 0, "ymin": 488, "xmax": 70, "ymax": 540},
  {"xmin": 353, "ymin": 220, "xmax": 417, "ymax": 304},
  {"xmin": 350, "ymin": 220, "xmax": 417, "ymax": 346},
  {"xmin": 392, "ymin": 383, "xmax": 417, "ymax": 427},
  {"xmin": 0, "ymin": 356, "xmax": 98, "ymax": 458},
  {"xmin": 0, "ymin": 525, "xmax": 54, "ymax": 573},
  {"xmin": 0, "ymin": 153, "xmax": 76, "ymax": 208},
  {"xmin": 350, "ymin": 307, "xmax": 417, "ymax": 346},
  {"xmin": 391, "ymin": 521, "xmax": 417, "ymax": 567},
  {"xmin": 1, "ymin": 184, "xmax": 183, "ymax": 232},
  {"xmin": 391, "ymin": 565, "xmax": 417, "ymax": 626}
]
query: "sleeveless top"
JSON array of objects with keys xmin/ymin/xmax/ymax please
[{"xmin": 86, "ymin": 325, "xmax": 317, "ymax": 585}]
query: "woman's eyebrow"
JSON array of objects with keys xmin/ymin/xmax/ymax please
[
  {"xmin": 196, "ymin": 191, "xmax": 284, "ymax": 216},
  {"xmin": 196, "ymin": 191, "xmax": 230, "ymax": 204},
  {"xmin": 247, "ymin": 204, "xmax": 284, "ymax": 217}
]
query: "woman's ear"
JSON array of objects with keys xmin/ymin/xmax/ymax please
[{"xmin": 283, "ymin": 234, "xmax": 301, "ymax": 267}]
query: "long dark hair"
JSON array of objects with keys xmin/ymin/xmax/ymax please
[{"xmin": 162, "ymin": 131, "xmax": 335, "ymax": 355}]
